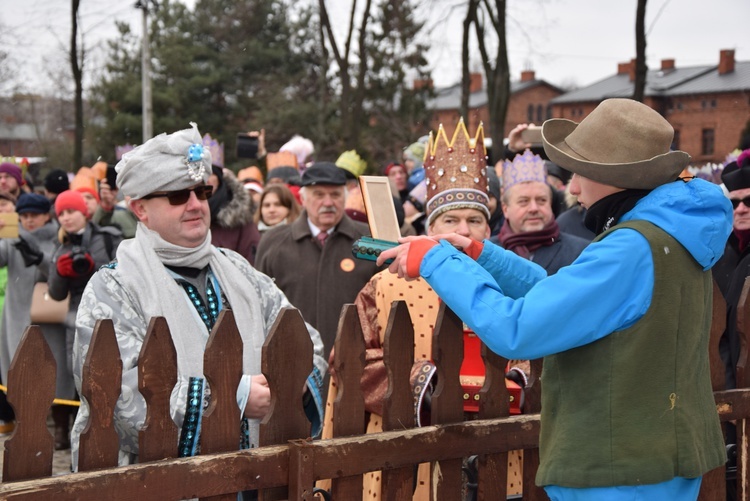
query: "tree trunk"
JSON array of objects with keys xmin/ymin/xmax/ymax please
[
  {"xmin": 70, "ymin": 0, "xmax": 83, "ymax": 169},
  {"xmin": 460, "ymin": 1, "xmax": 479, "ymax": 120},
  {"xmin": 633, "ymin": 0, "xmax": 648, "ymax": 102}
]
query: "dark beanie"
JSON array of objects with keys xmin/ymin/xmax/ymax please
[
  {"xmin": 16, "ymin": 193, "xmax": 51, "ymax": 214},
  {"xmin": 44, "ymin": 169, "xmax": 70, "ymax": 195},
  {"xmin": 721, "ymin": 150, "xmax": 750, "ymax": 192}
]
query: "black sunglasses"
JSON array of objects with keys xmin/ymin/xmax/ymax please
[
  {"xmin": 142, "ymin": 185, "xmax": 213, "ymax": 206},
  {"xmin": 730, "ymin": 196, "xmax": 750, "ymax": 209}
]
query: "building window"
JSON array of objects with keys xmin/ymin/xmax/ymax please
[
  {"xmin": 527, "ymin": 104, "xmax": 534, "ymax": 122},
  {"xmin": 546, "ymin": 105, "xmax": 553, "ymax": 120},
  {"xmin": 711, "ymin": 99, "xmax": 717, "ymax": 108},
  {"xmin": 536, "ymin": 105, "xmax": 543, "ymax": 123},
  {"xmin": 701, "ymin": 129, "xmax": 714, "ymax": 156},
  {"xmin": 672, "ymin": 130, "xmax": 680, "ymax": 150}
]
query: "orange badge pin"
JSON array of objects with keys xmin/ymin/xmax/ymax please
[{"xmin": 340, "ymin": 258, "xmax": 355, "ymax": 272}]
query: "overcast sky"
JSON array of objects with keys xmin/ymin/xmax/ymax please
[{"xmin": 0, "ymin": 0, "xmax": 746, "ymax": 95}]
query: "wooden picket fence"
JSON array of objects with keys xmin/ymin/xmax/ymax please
[{"xmin": 0, "ymin": 279, "xmax": 748, "ymax": 500}]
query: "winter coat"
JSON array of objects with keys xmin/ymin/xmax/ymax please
[
  {"xmin": 71, "ymin": 247, "xmax": 327, "ymax": 469},
  {"xmin": 0, "ymin": 221, "xmax": 74, "ymax": 398},
  {"xmin": 256, "ymin": 212, "xmax": 380, "ymax": 356},
  {"xmin": 419, "ymin": 179, "xmax": 732, "ymax": 498},
  {"xmin": 209, "ymin": 175, "xmax": 261, "ymax": 266}
]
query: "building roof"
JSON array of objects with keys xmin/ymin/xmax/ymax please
[
  {"xmin": 551, "ymin": 61, "xmax": 750, "ymax": 104},
  {"xmin": 430, "ymin": 79, "xmax": 561, "ymax": 111},
  {"xmin": 0, "ymin": 123, "xmax": 38, "ymax": 141}
]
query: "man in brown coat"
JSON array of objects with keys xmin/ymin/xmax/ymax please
[{"xmin": 256, "ymin": 162, "xmax": 379, "ymax": 363}]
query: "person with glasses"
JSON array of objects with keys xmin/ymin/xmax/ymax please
[
  {"xmin": 713, "ymin": 150, "xmax": 750, "ymax": 391},
  {"xmin": 69, "ymin": 124, "xmax": 328, "ymax": 476}
]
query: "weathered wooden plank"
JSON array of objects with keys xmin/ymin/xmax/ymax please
[
  {"xmin": 3, "ymin": 326, "xmax": 56, "ymax": 481},
  {"xmin": 138, "ymin": 317, "xmax": 179, "ymax": 463},
  {"xmin": 78, "ymin": 319, "xmax": 122, "ymax": 472},
  {"xmin": 329, "ymin": 304, "xmax": 366, "ymax": 500},
  {"xmin": 382, "ymin": 300, "xmax": 416, "ymax": 501},
  {"xmin": 260, "ymin": 307, "xmax": 314, "ymax": 501},
  {"xmin": 0, "ymin": 416, "xmax": 543, "ymax": 499},
  {"xmin": 0, "ymin": 446, "xmax": 291, "ymax": 500},
  {"xmin": 431, "ymin": 305, "xmax": 464, "ymax": 501},
  {"xmin": 288, "ymin": 439, "xmax": 315, "ymax": 501},
  {"xmin": 201, "ymin": 310, "xmax": 244, "ymax": 501}
]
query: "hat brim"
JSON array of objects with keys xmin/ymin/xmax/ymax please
[{"xmin": 541, "ymin": 119, "xmax": 690, "ymax": 190}]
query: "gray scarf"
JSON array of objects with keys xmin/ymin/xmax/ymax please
[{"xmin": 117, "ymin": 222, "xmax": 264, "ymax": 379}]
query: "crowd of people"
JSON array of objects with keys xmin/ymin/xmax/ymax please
[{"xmin": 0, "ymin": 98, "xmax": 746, "ymax": 500}]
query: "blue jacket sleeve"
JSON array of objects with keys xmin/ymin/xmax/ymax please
[
  {"xmin": 420, "ymin": 229, "xmax": 654, "ymax": 360},
  {"xmin": 476, "ymin": 240, "xmax": 547, "ymax": 298}
]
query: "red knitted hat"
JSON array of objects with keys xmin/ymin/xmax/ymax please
[
  {"xmin": 55, "ymin": 190, "xmax": 88, "ymax": 217},
  {"xmin": 76, "ymin": 186, "xmax": 101, "ymax": 204}
]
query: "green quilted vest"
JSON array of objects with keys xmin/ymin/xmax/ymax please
[{"xmin": 536, "ymin": 220, "xmax": 725, "ymax": 488}]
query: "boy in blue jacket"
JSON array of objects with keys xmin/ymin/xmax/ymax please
[{"xmin": 380, "ymin": 99, "xmax": 732, "ymax": 501}]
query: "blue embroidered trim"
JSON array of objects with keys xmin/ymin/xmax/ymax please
[
  {"xmin": 176, "ymin": 271, "xmax": 222, "ymax": 333},
  {"xmin": 178, "ymin": 377, "xmax": 204, "ymax": 457},
  {"xmin": 305, "ymin": 367, "xmax": 325, "ymax": 437}
]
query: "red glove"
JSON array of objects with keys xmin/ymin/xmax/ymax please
[
  {"xmin": 56, "ymin": 252, "xmax": 95, "ymax": 278},
  {"xmin": 405, "ymin": 238, "xmax": 485, "ymax": 279}
]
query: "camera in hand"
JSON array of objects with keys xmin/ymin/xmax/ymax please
[
  {"xmin": 70, "ymin": 246, "xmax": 91, "ymax": 275},
  {"xmin": 236, "ymin": 133, "xmax": 259, "ymax": 159}
]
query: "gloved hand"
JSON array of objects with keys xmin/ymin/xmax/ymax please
[
  {"xmin": 13, "ymin": 238, "xmax": 43, "ymax": 267},
  {"xmin": 56, "ymin": 252, "xmax": 94, "ymax": 278}
]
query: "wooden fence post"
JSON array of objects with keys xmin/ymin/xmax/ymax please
[
  {"xmin": 476, "ymin": 344, "xmax": 511, "ymax": 499},
  {"xmin": 329, "ymin": 304, "xmax": 366, "ymax": 499},
  {"xmin": 78, "ymin": 319, "xmax": 122, "ymax": 471},
  {"xmin": 735, "ymin": 277, "xmax": 750, "ymax": 501},
  {"xmin": 382, "ymin": 301, "xmax": 416, "ymax": 501},
  {"xmin": 3, "ymin": 326, "xmax": 56, "ymax": 481},
  {"xmin": 138, "ymin": 317, "xmax": 179, "ymax": 463},
  {"xmin": 201, "ymin": 310, "xmax": 245, "ymax": 501},
  {"xmin": 430, "ymin": 304, "xmax": 465, "ymax": 500},
  {"xmin": 260, "ymin": 307, "xmax": 315, "ymax": 501}
]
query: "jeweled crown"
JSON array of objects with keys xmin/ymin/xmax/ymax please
[{"xmin": 424, "ymin": 119, "xmax": 490, "ymax": 225}]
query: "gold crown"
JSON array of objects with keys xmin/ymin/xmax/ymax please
[
  {"xmin": 424, "ymin": 119, "xmax": 490, "ymax": 225},
  {"xmin": 335, "ymin": 150, "xmax": 367, "ymax": 178}
]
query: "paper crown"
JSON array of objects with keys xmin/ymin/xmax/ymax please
[
  {"xmin": 335, "ymin": 150, "xmax": 367, "ymax": 179},
  {"xmin": 266, "ymin": 151, "xmax": 298, "ymax": 171},
  {"xmin": 202, "ymin": 133, "xmax": 224, "ymax": 168},
  {"xmin": 502, "ymin": 149, "xmax": 547, "ymax": 192},
  {"xmin": 424, "ymin": 119, "xmax": 490, "ymax": 226}
]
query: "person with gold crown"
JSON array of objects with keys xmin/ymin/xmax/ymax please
[
  {"xmin": 379, "ymin": 99, "xmax": 731, "ymax": 500},
  {"xmin": 319, "ymin": 119, "xmax": 527, "ymax": 499},
  {"xmin": 490, "ymin": 149, "xmax": 588, "ymax": 274}
]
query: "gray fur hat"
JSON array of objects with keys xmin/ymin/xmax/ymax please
[{"xmin": 116, "ymin": 122, "xmax": 212, "ymax": 199}]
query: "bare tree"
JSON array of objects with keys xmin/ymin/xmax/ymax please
[
  {"xmin": 318, "ymin": 0, "xmax": 374, "ymax": 150},
  {"xmin": 463, "ymin": 0, "xmax": 510, "ymax": 159},
  {"xmin": 460, "ymin": 0, "xmax": 479, "ymax": 120},
  {"xmin": 633, "ymin": 0, "xmax": 648, "ymax": 102},
  {"xmin": 70, "ymin": 0, "xmax": 84, "ymax": 168}
]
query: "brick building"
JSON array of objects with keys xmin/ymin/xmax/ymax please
[
  {"xmin": 427, "ymin": 70, "xmax": 563, "ymax": 143},
  {"xmin": 427, "ymin": 49, "xmax": 749, "ymax": 166},
  {"xmin": 550, "ymin": 49, "xmax": 750, "ymax": 165}
]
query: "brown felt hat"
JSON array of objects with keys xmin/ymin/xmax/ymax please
[{"xmin": 541, "ymin": 98, "xmax": 690, "ymax": 190}]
